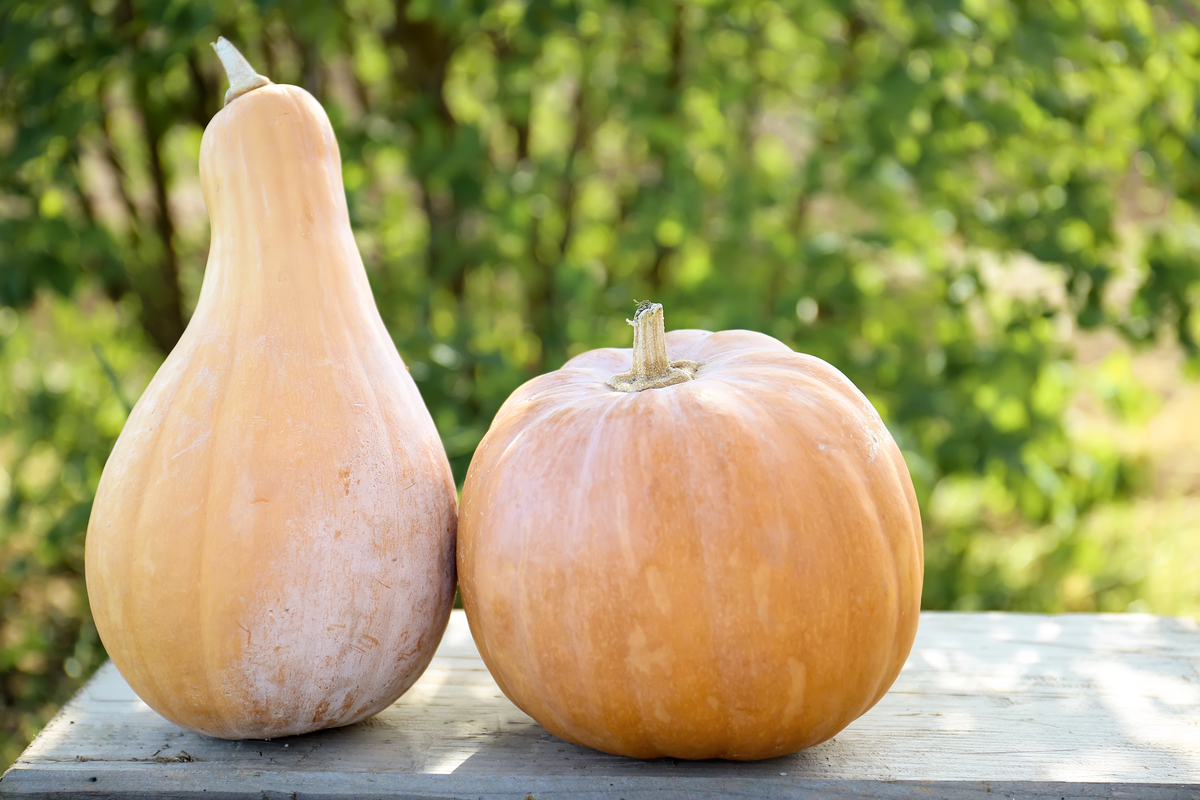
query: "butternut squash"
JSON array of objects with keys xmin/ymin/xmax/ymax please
[{"xmin": 84, "ymin": 39, "xmax": 457, "ymax": 739}]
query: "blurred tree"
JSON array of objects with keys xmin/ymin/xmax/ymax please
[{"xmin": 3, "ymin": 0, "xmax": 1200, "ymax": 767}]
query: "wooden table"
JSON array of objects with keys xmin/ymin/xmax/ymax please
[{"xmin": 3, "ymin": 610, "xmax": 1198, "ymax": 799}]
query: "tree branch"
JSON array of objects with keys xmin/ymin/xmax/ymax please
[
  {"xmin": 187, "ymin": 51, "xmax": 216, "ymax": 126},
  {"xmin": 132, "ymin": 71, "xmax": 186, "ymax": 354},
  {"xmin": 389, "ymin": 3, "xmax": 457, "ymax": 129},
  {"xmin": 556, "ymin": 81, "xmax": 588, "ymax": 259},
  {"xmin": 99, "ymin": 97, "xmax": 141, "ymax": 244}
]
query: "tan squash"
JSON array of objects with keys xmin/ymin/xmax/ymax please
[
  {"xmin": 84, "ymin": 39, "xmax": 458, "ymax": 739},
  {"xmin": 459, "ymin": 302, "xmax": 922, "ymax": 760}
]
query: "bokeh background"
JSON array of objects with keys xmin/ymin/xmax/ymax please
[{"xmin": 3, "ymin": 0, "xmax": 1200, "ymax": 769}]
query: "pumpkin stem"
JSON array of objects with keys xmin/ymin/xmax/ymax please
[
  {"xmin": 606, "ymin": 302, "xmax": 699, "ymax": 393},
  {"xmin": 212, "ymin": 37, "xmax": 272, "ymax": 106}
]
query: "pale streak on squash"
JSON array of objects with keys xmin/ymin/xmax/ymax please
[
  {"xmin": 458, "ymin": 328, "xmax": 923, "ymax": 761},
  {"xmin": 85, "ymin": 67, "xmax": 457, "ymax": 739}
]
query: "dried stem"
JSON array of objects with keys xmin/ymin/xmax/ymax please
[
  {"xmin": 212, "ymin": 37, "xmax": 271, "ymax": 105},
  {"xmin": 606, "ymin": 302, "xmax": 699, "ymax": 393}
]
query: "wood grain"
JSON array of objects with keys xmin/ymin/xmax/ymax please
[{"xmin": 2, "ymin": 610, "xmax": 1198, "ymax": 799}]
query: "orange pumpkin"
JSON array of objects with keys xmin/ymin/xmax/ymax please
[
  {"xmin": 84, "ymin": 39, "xmax": 458, "ymax": 739},
  {"xmin": 459, "ymin": 302, "xmax": 922, "ymax": 760}
]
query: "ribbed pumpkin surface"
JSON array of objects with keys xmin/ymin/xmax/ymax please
[{"xmin": 459, "ymin": 327, "xmax": 922, "ymax": 760}]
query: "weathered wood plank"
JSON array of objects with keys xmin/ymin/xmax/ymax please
[
  {"xmin": 2, "ymin": 611, "xmax": 1198, "ymax": 799},
  {"xmin": 5, "ymin": 771, "xmax": 1200, "ymax": 800}
]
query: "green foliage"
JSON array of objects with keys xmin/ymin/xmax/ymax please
[
  {"xmin": 3, "ymin": 0, "xmax": 1200, "ymax": 767},
  {"xmin": 0, "ymin": 294, "xmax": 157, "ymax": 768}
]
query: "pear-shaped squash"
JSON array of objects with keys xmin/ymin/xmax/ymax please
[
  {"xmin": 84, "ymin": 40, "xmax": 457, "ymax": 739},
  {"xmin": 459, "ymin": 303, "xmax": 922, "ymax": 760}
]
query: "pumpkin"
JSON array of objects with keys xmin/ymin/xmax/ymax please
[
  {"xmin": 84, "ymin": 39, "xmax": 458, "ymax": 739},
  {"xmin": 458, "ymin": 302, "xmax": 922, "ymax": 760}
]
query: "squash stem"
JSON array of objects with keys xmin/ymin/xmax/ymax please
[
  {"xmin": 212, "ymin": 37, "xmax": 271, "ymax": 106},
  {"xmin": 606, "ymin": 302, "xmax": 699, "ymax": 393}
]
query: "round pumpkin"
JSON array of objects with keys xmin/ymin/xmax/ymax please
[
  {"xmin": 458, "ymin": 302, "xmax": 922, "ymax": 760},
  {"xmin": 84, "ymin": 39, "xmax": 458, "ymax": 739}
]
